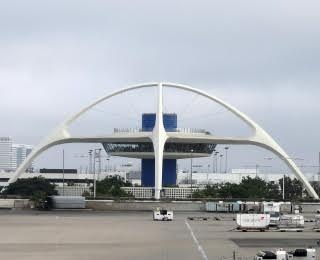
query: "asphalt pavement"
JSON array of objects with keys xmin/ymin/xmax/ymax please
[{"xmin": 0, "ymin": 210, "xmax": 319, "ymax": 260}]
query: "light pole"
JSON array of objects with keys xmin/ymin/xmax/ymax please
[
  {"xmin": 190, "ymin": 149, "xmax": 194, "ymax": 198},
  {"xmin": 88, "ymin": 149, "xmax": 93, "ymax": 174},
  {"xmin": 62, "ymin": 149, "xmax": 65, "ymax": 196},
  {"xmin": 212, "ymin": 150, "xmax": 216, "ymax": 173},
  {"xmin": 224, "ymin": 146, "xmax": 229, "ymax": 173},
  {"xmin": 207, "ymin": 164, "xmax": 210, "ymax": 185},
  {"xmin": 219, "ymin": 154, "xmax": 224, "ymax": 173},
  {"xmin": 93, "ymin": 148, "xmax": 102, "ymax": 199},
  {"xmin": 282, "ymin": 174, "xmax": 285, "ymax": 200},
  {"xmin": 215, "ymin": 151, "xmax": 219, "ymax": 173},
  {"xmin": 106, "ymin": 157, "xmax": 110, "ymax": 173}
]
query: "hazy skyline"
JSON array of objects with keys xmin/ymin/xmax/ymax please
[{"xmin": 1, "ymin": 1, "xmax": 320, "ymax": 173}]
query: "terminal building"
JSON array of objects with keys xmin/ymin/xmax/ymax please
[{"xmin": 103, "ymin": 113, "xmax": 216, "ymax": 187}]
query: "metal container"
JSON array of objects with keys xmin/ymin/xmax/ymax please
[
  {"xmin": 278, "ymin": 215, "xmax": 304, "ymax": 229},
  {"xmin": 47, "ymin": 196, "xmax": 85, "ymax": 209},
  {"xmin": 236, "ymin": 213, "xmax": 270, "ymax": 230}
]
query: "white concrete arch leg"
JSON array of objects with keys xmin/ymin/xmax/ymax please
[
  {"xmin": 5, "ymin": 126, "xmax": 71, "ymax": 186},
  {"xmin": 252, "ymin": 128, "xmax": 319, "ymax": 199},
  {"xmin": 6, "ymin": 83, "xmax": 157, "ymax": 188},
  {"xmin": 152, "ymin": 83, "xmax": 168, "ymax": 200},
  {"xmin": 163, "ymin": 82, "xmax": 319, "ymax": 199}
]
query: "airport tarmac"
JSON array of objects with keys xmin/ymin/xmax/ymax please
[{"xmin": 0, "ymin": 210, "xmax": 320, "ymax": 260}]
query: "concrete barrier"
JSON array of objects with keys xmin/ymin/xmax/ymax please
[
  {"xmin": 0, "ymin": 199, "xmax": 15, "ymax": 208},
  {"xmin": 86, "ymin": 200, "xmax": 206, "ymax": 211},
  {"xmin": 0, "ymin": 199, "xmax": 30, "ymax": 209}
]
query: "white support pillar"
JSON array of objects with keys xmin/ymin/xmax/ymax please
[{"xmin": 152, "ymin": 83, "xmax": 167, "ymax": 200}]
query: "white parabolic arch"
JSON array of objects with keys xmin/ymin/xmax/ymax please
[{"xmin": 7, "ymin": 82, "xmax": 319, "ymax": 199}]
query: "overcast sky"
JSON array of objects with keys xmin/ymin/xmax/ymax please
[{"xmin": 1, "ymin": 1, "xmax": 320, "ymax": 174}]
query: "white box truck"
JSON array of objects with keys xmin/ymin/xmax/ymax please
[{"xmin": 236, "ymin": 213, "xmax": 270, "ymax": 231}]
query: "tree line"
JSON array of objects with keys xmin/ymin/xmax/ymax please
[{"xmin": 192, "ymin": 176, "xmax": 317, "ymax": 200}]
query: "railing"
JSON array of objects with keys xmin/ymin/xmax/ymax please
[
  {"xmin": 121, "ymin": 187, "xmax": 205, "ymax": 199},
  {"xmin": 103, "ymin": 143, "xmax": 216, "ymax": 154},
  {"xmin": 114, "ymin": 128, "xmax": 142, "ymax": 133},
  {"xmin": 114, "ymin": 127, "xmax": 211, "ymax": 134}
]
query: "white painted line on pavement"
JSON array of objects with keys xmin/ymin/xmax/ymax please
[{"xmin": 185, "ymin": 220, "xmax": 209, "ymax": 260}]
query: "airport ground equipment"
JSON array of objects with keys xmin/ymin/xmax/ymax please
[
  {"xmin": 153, "ymin": 209, "xmax": 173, "ymax": 221},
  {"xmin": 255, "ymin": 248, "xmax": 316, "ymax": 260},
  {"xmin": 205, "ymin": 201, "xmax": 241, "ymax": 212},
  {"xmin": 262, "ymin": 202, "xmax": 282, "ymax": 227},
  {"xmin": 313, "ymin": 215, "xmax": 320, "ymax": 231},
  {"xmin": 278, "ymin": 214, "xmax": 304, "ymax": 232},
  {"xmin": 288, "ymin": 248, "xmax": 316, "ymax": 259},
  {"xmin": 236, "ymin": 213, "xmax": 270, "ymax": 231},
  {"xmin": 45, "ymin": 196, "xmax": 85, "ymax": 209},
  {"xmin": 255, "ymin": 249, "xmax": 286, "ymax": 260}
]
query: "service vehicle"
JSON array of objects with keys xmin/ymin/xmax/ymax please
[
  {"xmin": 254, "ymin": 248, "xmax": 316, "ymax": 260},
  {"xmin": 254, "ymin": 249, "xmax": 287, "ymax": 260},
  {"xmin": 153, "ymin": 209, "xmax": 173, "ymax": 221},
  {"xmin": 288, "ymin": 248, "xmax": 316, "ymax": 259}
]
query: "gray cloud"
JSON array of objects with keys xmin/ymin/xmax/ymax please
[{"xmin": 0, "ymin": 0, "xmax": 319, "ymax": 172}]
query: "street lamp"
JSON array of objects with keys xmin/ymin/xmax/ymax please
[
  {"xmin": 224, "ymin": 147, "xmax": 229, "ymax": 173},
  {"xmin": 219, "ymin": 154, "xmax": 224, "ymax": 173},
  {"xmin": 283, "ymin": 174, "xmax": 285, "ymax": 200},
  {"xmin": 106, "ymin": 157, "xmax": 110, "ymax": 173},
  {"xmin": 214, "ymin": 151, "xmax": 219, "ymax": 173},
  {"xmin": 212, "ymin": 149, "xmax": 216, "ymax": 173},
  {"xmin": 190, "ymin": 149, "xmax": 194, "ymax": 198},
  {"xmin": 93, "ymin": 148, "xmax": 102, "ymax": 199},
  {"xmin": 62, "ymin": 149, "xmax": 65, "ymax": 196},
  {"xmin": 88, "ymin": 149, "xmax": 93, "ymax": 174}
]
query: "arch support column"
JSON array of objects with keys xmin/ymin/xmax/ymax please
[{"xmin": 152, "ymin": 83, "xmax": 167, "ymax": 200}]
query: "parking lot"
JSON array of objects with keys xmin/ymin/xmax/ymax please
[{"xmin": 1, "ymin": 210, "xmax": 320, "ymax": 260}]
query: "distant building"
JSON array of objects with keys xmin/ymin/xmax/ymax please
[
  {"xmin": 11, "ymin": 144, "xmax": 34, "ymax": 171},
  {"xmin": 0, "ymin": 137, "xmax": 13, "ymax": 171},
  {"xmin": 0, "ymin": 137, "xmax": 34, "ymax": 172}
]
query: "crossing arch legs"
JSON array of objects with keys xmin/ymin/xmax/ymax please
[{"xmin": 6, "ymin": 82, "xmax": 318, "ymax": 199}]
